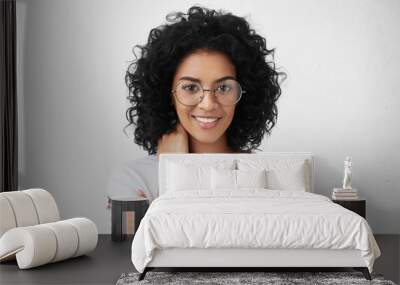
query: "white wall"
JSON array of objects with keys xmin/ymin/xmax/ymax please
[{"xmin": 16, "ymin": 0, "xmax": 400, "ymax": 234}]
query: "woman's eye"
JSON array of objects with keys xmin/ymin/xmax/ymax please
[
  {"xmin": 182, "ymin": 84, "xmax": 199, "ymax": 92},
  {"xmin": 216, "ymin": 84, "xmax": 231, "ymax": 93}
]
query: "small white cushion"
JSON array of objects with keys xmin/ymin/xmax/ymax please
[
  {"xmin": 211, "ymin": 168, "xmax": 236, "ymax": 190},
  {"xmin": 166, "ymin": 160, "xmax": 235, "ymax": 192},
  {"xmin": 167, "ymin": 163, "xmax": 211, "ymax": 191},
  {"xmin": 211, "ymin": 168, "xmax": 267, "ymax": 190},
  {"xmin": 236, "ymin": 169, "xmax": 267, "ymax": 188},
  {"xmin": 267, "ymin": 163, "xmax": 306, "ymax": 191},
  {"xmin": 238, "ymin": 159, "xmax": 308, "ymax": 191}
]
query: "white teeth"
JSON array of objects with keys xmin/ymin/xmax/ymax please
[{"xmin": 194, "ymin": 116, "xmax": 219, "ymax": 123}]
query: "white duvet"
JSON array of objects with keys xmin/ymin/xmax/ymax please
[{"xmin": 131, "ymin": 189, "xmax": 381, "ymax": 273}]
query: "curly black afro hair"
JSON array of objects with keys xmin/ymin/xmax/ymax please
[{"xmin": 125, "ymin": 5, "xmax": 286, "ymax": 155}]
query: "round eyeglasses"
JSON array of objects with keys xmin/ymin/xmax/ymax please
[{"xmin": 171, "ymin": 79, "xmax": 245, "ymax": 106}]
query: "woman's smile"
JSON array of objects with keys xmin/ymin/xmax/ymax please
[{"xmin": 191, "ymin": 115, "xmax": 222, "ymax": 129}]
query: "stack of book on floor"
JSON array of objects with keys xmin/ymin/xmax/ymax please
[{"xmin": 332, "ymin": 188, "xmax": 358, "ymax": 200}]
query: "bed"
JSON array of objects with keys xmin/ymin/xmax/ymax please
[{"xmin": 130, "ymin": 152, "xmax": 381, "ymax": 281}]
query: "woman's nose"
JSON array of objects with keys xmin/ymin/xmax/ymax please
[{"xmin": 197, "ymin": 90, "xmax": 218, "ymax": 111}]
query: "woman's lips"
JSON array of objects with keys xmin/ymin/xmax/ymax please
[{"xmin": 192, "ymin": 116, "xmax": 221, "ymax": 129}]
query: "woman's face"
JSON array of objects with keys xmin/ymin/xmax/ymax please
[{"xmin": 171, "ymin": 50, "xmax": 237, "ymax": 145}]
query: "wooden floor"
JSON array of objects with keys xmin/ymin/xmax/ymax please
[{"xmin": 0, "ymin": 234, "xmax": 398, "ymax": 285}]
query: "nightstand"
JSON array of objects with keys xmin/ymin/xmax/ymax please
[
  {"xmin": 332, "ymin": 198, "xmax": 366, "ymax": 219},
  {"xmin": 110, "ymin": 196, "xmax": 149, "ymax": 242}
]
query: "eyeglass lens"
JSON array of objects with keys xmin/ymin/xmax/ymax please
[{"xmin": 174, "ymin": 79, "xmax": 242, "ymax": 106}]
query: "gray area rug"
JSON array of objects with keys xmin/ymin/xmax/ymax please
[{"xmin": 116, "ymin": 271, "xmax": 396, "ymax": 285}]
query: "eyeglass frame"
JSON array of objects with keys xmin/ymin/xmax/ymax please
[{"xmin": 171, "ymin": 79, "xmax": 246, "ymax": 107}]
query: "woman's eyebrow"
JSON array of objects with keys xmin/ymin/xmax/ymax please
[{"xmin": 178, "ymin": 76, "xmax": 236, "ymax": 83}]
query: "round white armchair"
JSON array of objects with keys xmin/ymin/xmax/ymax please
[{"xmin": 0, "ymin": 188, "xmax": 98, "ymax": 269}]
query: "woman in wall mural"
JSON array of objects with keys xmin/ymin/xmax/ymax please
[{"xmin": 107, "ymin": 5, "xmax": 285, "ymax": 206}]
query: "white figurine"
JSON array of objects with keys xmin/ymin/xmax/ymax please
[{"xmin": 342, "ymin": 156, "xmax": 353, "ymax": 190}]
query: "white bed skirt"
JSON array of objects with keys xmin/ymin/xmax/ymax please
[{"xmin": 147, "ymin": 248, "xmax": 366, "ymax": 268}]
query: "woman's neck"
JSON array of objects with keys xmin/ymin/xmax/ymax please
[{"xmin": 189, "ymin": 135, "xmax": 235, "ymax": 153}]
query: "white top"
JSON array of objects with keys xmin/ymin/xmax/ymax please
[{"xmin": 106, "ymin": 155, "xmax": 159, "ymax": 208}]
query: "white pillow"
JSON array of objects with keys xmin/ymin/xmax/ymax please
[
  {"xmin": 211, "ymin": 168, "xmax": 236, "ymax": 190},
  {"xmin": 211, "ymin": 168, "xmax": 267, "ymax": 190},
  {"xmin": 236, "ymin": 169, "xmax": 267, "ymax": 188},
  {"xmin": 167, "ymin": 160, "xmax": 235, "ymax": 192},
  {"xmin": 237, "ymin": 159, "xmax": 309, "ymax": 191}
]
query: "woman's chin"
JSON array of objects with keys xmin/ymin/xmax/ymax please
[
  {"xmin": 187, "ymin": 130, "xmax": 223, "ymax": 145},
  {"xmin": 180, "ymin": 116, "xmax": 230, "ymax": 146}
]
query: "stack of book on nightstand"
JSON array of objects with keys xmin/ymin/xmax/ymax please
[{"xmin": 332, "ymin": 188, "xmax": 358, "ymax": 200}]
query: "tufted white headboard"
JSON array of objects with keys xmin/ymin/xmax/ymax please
[{"xmin": 159, "ymin": 152, "xmax": 314, "ymax": 196}]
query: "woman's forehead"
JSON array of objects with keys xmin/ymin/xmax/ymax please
[{"xmin": 173, "ymin": 50, "xmax": 236, "ymax": 83}]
